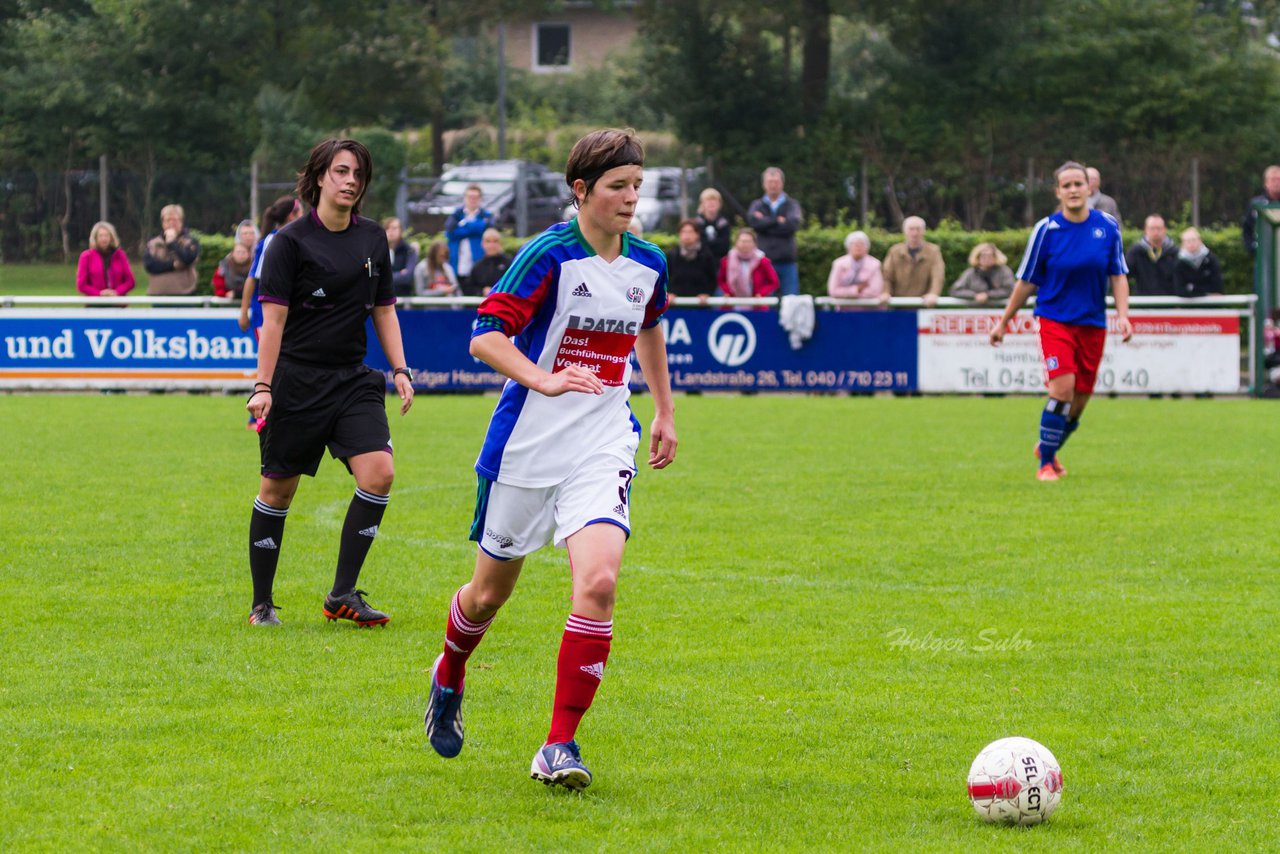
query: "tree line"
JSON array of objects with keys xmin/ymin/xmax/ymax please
[{"xmin": 3, "ymin": 1, "xmax": 1279, "ymax": 261}]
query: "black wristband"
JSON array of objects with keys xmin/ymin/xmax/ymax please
[
  {"xmin": 393, "ymin": 367, "xmax": 413, "ymax": 382},
  {"xmin": 254, "ymin": 381, "xmax": 272, "ymax": 390},
  {"xmin": 247, "ymin": 389, "xmax": 271, "ymax": 402}
]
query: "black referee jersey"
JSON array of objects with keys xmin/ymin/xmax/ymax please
[{"xmin": 259, "ymin": 210, "xmax": 396, "ymax": 366}]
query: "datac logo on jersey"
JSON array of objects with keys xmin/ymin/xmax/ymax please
[{"xmin": 707, "ymin": 313, "xmax": 757, "ymax": 367}]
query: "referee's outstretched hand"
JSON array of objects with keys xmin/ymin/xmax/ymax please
[
  {"xmin": 536, "ymin": 365, "xmax": 604, "ymax": 397},
  {"xmin": 394, "ymin": 373, "xmax": 414, "ymax": 415}
]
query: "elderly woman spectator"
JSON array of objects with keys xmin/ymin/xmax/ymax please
[
  {"xmin": 212, "ymin": 241, "xmax": 254, "ymax": 300},
  {"xmin": 1174, "ymin": 228, "xmax": 1224, "ymax": 298},
  {"xmin": 384, "ymin": 216, "xmax": 418, "ymax": 297},
  {"xmin": 667, "ymin": 218, "xmax": 717, "ymax": 303},
  {"xmin": 718, "ymin": 227, "xmax": 779, "ymax": 300},
  {"xmin": 143, "ymin": 203, "xmax": 201, "ymax": 295},
  {"xmin": 826, "ymin": 230, "xmax": 883, "ymax": 303},
  {"xmin": 76, "ymin": 221, "xmax": 135, "ymax": 298},
  {"xmin": 414, "ymin": 240, "xmax": 460, "ymax": 298},
  {"xmin": 950, "ymin": 242, "xmax": 1014, "ymax": 304}
]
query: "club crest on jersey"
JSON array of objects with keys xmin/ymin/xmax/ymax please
[
  {"xmin": 1093, "ymin": 228, "xmax": 1104, "ymax": 238},
  {"xmin": 626, "ymin": 286, "xmax": 645, "ymax": 304},
  {"xmin": 567, "ymin": 314, "xmax": 638, "ymax": 335},
  {"xmin": 1045, "ymin": 356, "xmax": 1059, "ymax": 370}
]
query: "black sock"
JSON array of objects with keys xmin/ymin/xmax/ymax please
[
  {"xmin": 249, "ymin": 498, "xmax": 289, "ymax": 607},
  {"xmin": 332, "ymin": 488, "xmax": 389, "ymax": 596}
]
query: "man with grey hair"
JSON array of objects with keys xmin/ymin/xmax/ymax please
[
  {"xmin": 1086, "ymin": 167, "xmax": 1121, "ymax": 228},
  {"xmin": 747, "ymin": 166, "xmax": 803, "ymax": 296},
  {"xmin": 1242, "ymin": 164, "xmax": 1280, "ymax": 253},
  {"xmin": 881, "ymin": 215, "xmax": 945, "ymax": 306}
]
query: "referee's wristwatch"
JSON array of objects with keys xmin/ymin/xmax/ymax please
[{"xmin": 393, "ymin": 367, "xmax": 413, "ymax": 382}]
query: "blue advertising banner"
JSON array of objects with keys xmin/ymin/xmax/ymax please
[
  {"xmin": 380, "ymin": 308, "xmax": 919, "ymax": 393},
  {"xmin": 0, "ymin": 309, "xmax": 257, "ymax": 388}
]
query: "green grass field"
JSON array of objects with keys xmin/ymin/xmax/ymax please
[
  {"xmin": 1, "ymin": 394, "xmax": 1276, "ymax": 851},
  {"xmin": 0, "ymin": 262, "xmax": 117, "ymax": 297}
]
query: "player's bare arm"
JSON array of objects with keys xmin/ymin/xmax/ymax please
[
  {"xmin": 633, "ymin": 324, "xmax": 677, "ymax": 468},
  {"xmin": 990, "ymin": 280, "xmax": 1036, "ymax": 346},
  {"xmin": 469, "ymin": 329, "xmax": 604, "ymax": 396},
  {"xmin": 1111, "ymin": 274, "xmax": 1134, "ymax": 341},
  {"xmin": 248, "ymin": 302, "xmax": 287, "ymax": 420},
  {"xmin": 371, "ymin": 304, "xmax": 414, "ymax": 415}
]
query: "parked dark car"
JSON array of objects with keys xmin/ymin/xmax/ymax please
[{"xmin": 407, "ymin": 160, "xmax": 565, "ymax": 236}]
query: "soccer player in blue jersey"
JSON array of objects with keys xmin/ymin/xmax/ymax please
[
  {"xmin": 990, "ymin": 161, "xmax": 1134, "ymax": 481},
  {"xmin": 423, "ymin": 128, "xmax": 677, "ymax": 790}
]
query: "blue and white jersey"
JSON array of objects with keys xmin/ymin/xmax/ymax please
[
  {"xmin": 1016, "ymin": 209, "xmax": 1127, "ymax": 328},
  {"xmin": 472, "ymin": 220, "xmax": 669, "ymax": 487},
  {"xmin": 247, "ymin": 230, "xmax": 277, "ymax": 331}
]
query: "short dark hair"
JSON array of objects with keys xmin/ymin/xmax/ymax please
[
  {"xmin": 1053, "ymin": 160, "xmax": 1088, "ymax": 186},
  {"xmin": 296, "ymin": 138, "xmax": 373, "ymax": 216},
  {"xmin": 261, "ymin": 195, "xmax": 298, "ymax": 234},
  {"xmin": 565, "ymin": 128, "xmax": 644, "ymax": 208},
  {"xmin": 678, "ymin": 218, "xmax": 700, "ymax": 232}
]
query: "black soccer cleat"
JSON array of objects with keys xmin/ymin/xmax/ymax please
[
  {"xmin": 249, "ymin": 601, "xmax": 282, "ymax": 626},
  {"xmin": 323, "ymin": 589, "xmax": 390, "ymax": 627}
]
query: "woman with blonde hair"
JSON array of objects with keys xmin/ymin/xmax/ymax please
[
  {"xmin": 950, "ymin": 242, "xmax": 1014, "ymax": 304},
  {"xmin": 826, "ymin": 230, "xmax": 883, "ymax": 303},
  {"xmin": 77, "ymin": 221, "xmax": 135, "ymax": 298}
]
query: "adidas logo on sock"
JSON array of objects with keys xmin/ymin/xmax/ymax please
[
  {"xmin": 358, "ymin": 525, "xmax": 379, "ymax": 537},
  {"xmin": 311, "ymin": 288, "xmax": 327, "ymax": 297},
  {"xmin": 253, "ymin": 537, "xmax": 278, "ymax": 550},
  {"xmin": 445, "ymin": 638, "xmax": 465, "ymax": 653},
  {"xmin": 571, "ymin": 282, "xmax": 592, "ymax": 298},
  {"xmin": 579, "ymin": 661, "xmax": 605, "ymax": 681},
  {"xmin": 612, "ymin": 503, "xmax": 627, "ymax": 516}
]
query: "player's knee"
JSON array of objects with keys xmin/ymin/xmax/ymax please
[
  {"xmin": 259, "ymin": 481, "xmax": 297, "ymax": 508},
  {"xmin": 359, "ymin": 465, "xmax": 394, "ymax": 495},
  {"xmin": 577, "ymin": 570, "xmax": 618, "ymax": 612},
  {"xmin": 469, "ymin": 583, "xmax": 511, "ymax": 616}
]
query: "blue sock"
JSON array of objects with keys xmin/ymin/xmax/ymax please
[
  {"xmin": 1039, "ymin": 399, "xmax": 1071, "ymax": 466},
  {"xmin": 1060, "ymin": 417, "xmax": 1080, "ymax": 451}
]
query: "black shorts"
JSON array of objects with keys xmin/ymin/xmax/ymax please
[{"xmin": 259, "ymin": 360, "xmax": 391, "ymax": 478}]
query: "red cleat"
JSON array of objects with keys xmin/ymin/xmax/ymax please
[
  {"xmin": 1036, "ymin": 463, "xmax": 1061, "ymax": 482},
  {"xmin": 1034, "ymin": 443, "xmax": 1066, "ymax": 476}
]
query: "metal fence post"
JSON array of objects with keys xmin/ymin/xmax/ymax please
[{"xmin": 515, "ymin": 164, "xmax": 529, "ymax": 237}]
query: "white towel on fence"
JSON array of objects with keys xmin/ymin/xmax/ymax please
[{"xmin": 778, "ymin": 294, "xmax": 816, "ymax": 349}]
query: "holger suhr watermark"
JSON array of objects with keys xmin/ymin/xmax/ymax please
[{"xmin": 885, "ymin": 628, "xmax": 1033, "ymax": 657}]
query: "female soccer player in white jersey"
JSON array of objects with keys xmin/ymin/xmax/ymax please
[
  {"xmin": 423, "ymin": 128, "xmax": 677, "ymax": 790},
  {"xmin": 990, "ymin": 161, "xmax": 1133, "ymax": 480}
]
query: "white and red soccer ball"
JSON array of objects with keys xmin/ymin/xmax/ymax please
[{"xmin": 967, "ymin": 737, "xmax": 1064, "ymax": 825}]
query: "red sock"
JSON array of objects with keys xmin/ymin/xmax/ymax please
[
  {"xmin": 546, "ymin": 614, "xmax": 613, "ymax": 745},
  {"xmin": 437, "ymin": 587, "xmax": 493, "ymax": 691}
]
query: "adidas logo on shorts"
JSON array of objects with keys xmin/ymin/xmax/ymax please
[
  {"xmin": 253, "ymin": 537, "xmax": 278, "ymax": 550},
  {"xmin": 358, "ymin": 525, "xmax": 379, "ymax": 537},
  {"xmin": 572, "ymin": 282, "xmax": 592, "ymax": 298},
  {"xmin": 612, "ymin": 503, "xmax": 627, "ymax": 516},
  {"xmin": 579, "ymin": 661, "xmax": 605, "ymax": 681}
]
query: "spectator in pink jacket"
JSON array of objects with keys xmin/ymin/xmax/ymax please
[
  {"xmin": 718, "ymin": 228, "xmax": 779, "ymax": 302},
  {"xmin": 826, "ymin": 230, "xmax": 883, "ymax": 304},
  {"xmin": 76, "ymin": 221, "xmax": 135, "ymax": 298}
]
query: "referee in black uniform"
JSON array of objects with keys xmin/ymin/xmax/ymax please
[{"xmin": 245, "ymin": 138, "xmax": 415, "ymax": 627}]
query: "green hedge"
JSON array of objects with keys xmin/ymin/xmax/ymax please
[
  {"xmin": 198, "ymin": 223, "xmax": 1252, "ymax": 298},
  {"xmin": 638, "ymin": 225, "xmax": 1252, "ymax": 296}
]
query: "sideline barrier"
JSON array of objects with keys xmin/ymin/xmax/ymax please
[{"xmin": 0, "ymin": 294, "xmax": 1257, "ymax": 394}]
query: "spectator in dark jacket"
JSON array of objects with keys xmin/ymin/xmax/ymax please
[
  {"xmin": 747, "ymin": 167, "xmax": 802, "ymax": 296},
  {"xmin": 694, "ymin": 188, "xmax": 732, "ymax": 262},
  {"xmin": 467, "ymin": 228, "xmax": 511, "ymax": 297},
  {"xmin": 384, "ymin": 216, "xmax": 418, "ymax": 297},
  {"xmin": 1242, "ymin": 165, "xmax": 1280, "ymax": 253},
  {"xmin": 143, "ymin": 204, "xmax": 200, "ymax": 295},
  {"xmin": 1125, "ymin": 215, "xmax": 1178, "ymax": 296},
  {"xmin": 666, "ymin": 219, "xmax": 717, "ymax": 303},
  {"xmin": 1174, "ymin": 228, "xmax": 1224, "ymax": 298}
]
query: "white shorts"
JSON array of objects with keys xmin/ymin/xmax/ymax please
[{"xmin": 470, "ymin": 452, "xmax": 636, "ymax": 560}]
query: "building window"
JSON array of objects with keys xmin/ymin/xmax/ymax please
[{"xmin": 534, "ymin": 23, "xmax": 570, "ymax": 71}]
